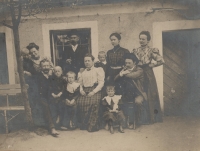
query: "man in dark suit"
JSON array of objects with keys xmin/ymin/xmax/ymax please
[
  {"xmin": 115, "ymin": 53, "xmax": 148, "ymax": 129},
  {"xmin": 62, "ymin": 30, "xmax": 88, "ymax": 76},
  {"xmin": 37, "ymin": 58, "xmax": 59, "ymax": 136}
]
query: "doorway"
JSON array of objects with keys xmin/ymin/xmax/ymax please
[{"xmin": 163, "ymin": 29, "xmax": 200, "ymax": 116}]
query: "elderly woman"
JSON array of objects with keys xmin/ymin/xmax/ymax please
[
  {"xmin": 77, "ymin": 54, "xmax": 105, "ymax": 132},
  {"xmin": 106, "ymin": 32, "xmax": 130, "ymax": 94},
  {"xmin": 132, "ymin": 31, "xmax": 164, "ymax": 123},
  {"xmin": 115, "ymin": 53, "xmax": 148, "ymax": 129}
]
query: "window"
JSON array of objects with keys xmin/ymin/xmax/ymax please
[
  {"xmin": 0, "ymin": 33, "xmax": 9, "ymax": 84},
  {"xmin": 50, "ymin": 28, "xmax": 91, "ymax": 66}
]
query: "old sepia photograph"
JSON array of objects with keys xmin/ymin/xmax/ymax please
[{"xmin": 0, "ymin": 0, "xmax": 200, "ymax": 150}]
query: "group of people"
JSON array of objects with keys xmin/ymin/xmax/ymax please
[{"xmin": 21, "ymin": 30, "xmax": 164, "ymax": 136}]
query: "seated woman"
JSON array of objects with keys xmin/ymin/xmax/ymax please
[
  {"xmin": 76, "ymin": 53, "xmax": 105, "ymax": 132},
  {"xmin": 115, "ymin": 53, "xmax": 147, "ymax": 129}
]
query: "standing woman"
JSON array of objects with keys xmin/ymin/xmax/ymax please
[
  {"xmin": 77, "ymin": 54, "xmax": 105, "ymax": 132},
  {"xmin": 26, "ymin": 43, "xmax": 42, "ymax": 74},
  {"xmin": 27, "ymin": 43, "xmax": 54, "ymax": 74},
  {"xmin": 106, "ymin": 33, "xmax": 130, "ymax": 94},
  {"xmin": 132, "ymin": 31, "xmax": 164, "ymax": 123},
  {"xmin": 26, "ymin": 43, "xmax": 53, "ymax": 124}
]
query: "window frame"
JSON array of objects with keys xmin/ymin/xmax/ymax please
[{"xmin": 42, "ymin": 21, "xmax": 98, "ymax": 63}]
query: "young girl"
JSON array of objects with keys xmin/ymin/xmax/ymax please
[
  {"xmin": 62, "ymin": 71, "xmax": 80, "ymax": 129},
  {"xmin": 102, "ymin": 85, "xmax": 125, "ymax": 134}
]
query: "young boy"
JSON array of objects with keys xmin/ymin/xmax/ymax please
[
  {"xmin": 94, "ymin": 51, "xmax": 107, "ymax": 73},
  {"xmin": 49, "ymin": 66, "xmax": 66, "ymax": 129},
  {"xmin": 62, "ymin": 71, "xmax": 80, "ymax": 129},
  {"xmin": 102, "ymin": 85, "xmax": 125, "ymax": 134}
]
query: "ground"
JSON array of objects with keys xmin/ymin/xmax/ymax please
[{"xmin": 0, "ymin": 116, "xmax": 200, "ymax": 151}]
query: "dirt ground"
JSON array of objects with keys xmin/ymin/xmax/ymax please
[{"xmin": 0, "ymin": 116, "xmax": 200, "ymax": 151}]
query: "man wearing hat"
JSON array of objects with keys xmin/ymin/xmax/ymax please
[
  {"xmin": 114, "ymin": 53, "xmax": 148, "ymax": 129},
  {"xmin": 62, "ymin": 29, "xmax": 88, "ymax": 75}
]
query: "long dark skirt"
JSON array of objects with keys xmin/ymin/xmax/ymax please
[
  {"xmin": 76, "ymin": 86, "xmax": 101, "ymax": 132},
  {"xmin": 142, "ymin": 65, "xmax": 163, "ymax": 123},
  {"xmin": 107, "ymin": 67, "xmax": 123, "ymax": 95}
]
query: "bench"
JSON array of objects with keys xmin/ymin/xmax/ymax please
[{"xmin": 0, "ymin": 84, "xmax": 28, "ymax": 133}]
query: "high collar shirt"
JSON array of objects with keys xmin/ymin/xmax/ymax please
[
  {"xmin": 67, "ymin": 82, "xmax": 80, "ymax": 93},
  {"xmin": 132, "ymin": 45, "xmax": 164, "ymax": 65},
  {"xmin": 78, "ymin": 66, "xmax": 105, "ymax": 93},
  {"xmin": 107, "ymin": 45, "xmax": 130, "ymax": 67}
]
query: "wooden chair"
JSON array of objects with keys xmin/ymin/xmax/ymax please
[{"xmin": 0, "ymin": 84, "xmax": 27, "ymax": 133}]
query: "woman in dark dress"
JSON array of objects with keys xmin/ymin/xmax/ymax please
[
  {"xmin": 106, "ymin": 33, "xmax": 130, "ymax": 94},
  {"xmin": 132, "ymin": 31, "xmax": 164, "ymax": 123}
]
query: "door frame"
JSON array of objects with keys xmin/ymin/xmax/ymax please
[
  {"xmin": 0, "ymin": 26, "xmax": 15, "ymax": 84},
  {"xmin": 152, "ymin": 20, "xmax": 200, "ymax": 113},
  {"xmin": 42, "ymin": 21, "xmax": 98, "ymax": 61}
]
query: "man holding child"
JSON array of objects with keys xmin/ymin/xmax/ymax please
[{"xmin": 37, "ymin": 58, "xmax": 59, "ymax": 136}]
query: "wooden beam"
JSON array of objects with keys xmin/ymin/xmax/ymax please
[
  {"xmin": 4, "ymin": 110, "xmax": 8, "ymax": 134},
  {"xmin": 0, "ymin": 106, "xmax": 24, "ymax": 110},
  {"xmin": 0, "ymin": 84, "xmax": 28, "ymax": 90}
]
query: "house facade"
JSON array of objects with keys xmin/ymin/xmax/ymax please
[{"xmin": 1, "ymin": 1, "xmax": 200, "ymax": 115}]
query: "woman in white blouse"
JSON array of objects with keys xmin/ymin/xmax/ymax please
[{"xmin": 77, "ymin": 53, "xmax": 105, "ymax": 132}]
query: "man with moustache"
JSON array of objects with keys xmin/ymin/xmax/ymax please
[
  {"xmin": 62, "ymin": 29, "xmax": 88, "ymax": 76},
  {"xmin": 114, "ymin": 53, "xmax": 148, "ymax": 129},
  {"xmin": 37, "ymin": 58, "xmax": 59, "ymax": 136}
]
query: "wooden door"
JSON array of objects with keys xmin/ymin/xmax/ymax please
[{"xmin": 163, "ymin": 33, "xmax": 188, "ymax": 116}]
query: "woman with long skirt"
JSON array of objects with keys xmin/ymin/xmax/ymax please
[
  {"xmin": 132, "ymin": 31, "xmax": 164, "ymax": 124},
  {"xmin": 76, "ymin": 53, "xmax": 105, "ymax": 132}
]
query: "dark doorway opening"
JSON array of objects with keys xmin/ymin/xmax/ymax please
[{"xmin": 163, "ymin": 29, "xmax": 200, "ymax": 116}]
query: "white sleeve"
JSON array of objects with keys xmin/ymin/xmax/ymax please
[{"xmin": 92, "ymin": 67, "xmax": 105, "ymax": 93}]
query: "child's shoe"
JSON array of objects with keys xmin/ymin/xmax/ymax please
[
  {"xmin": 110, "ymin": 125, "xmax": 114, "ymax": 134},
  {"xmin": 60, "ymin": 126, "xmax": 68, "ymax": 131},
  {"xmin": 104, "ymin": 123, "xmax": 109, "ymax": 130},
  {"xmin": 118, "ymin": 125, "xmax": 124, "ymax": 133},
  {"xmin": 56, "ymin": 116, "xmax": 60, "ymax": 124},
  {"xmin": 69, "ymin": 121, "xmax": 76, "ymax": 130},
  {"xmin": 51, "ymin": 128, "xmax": 59, "ymax": 137}
]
